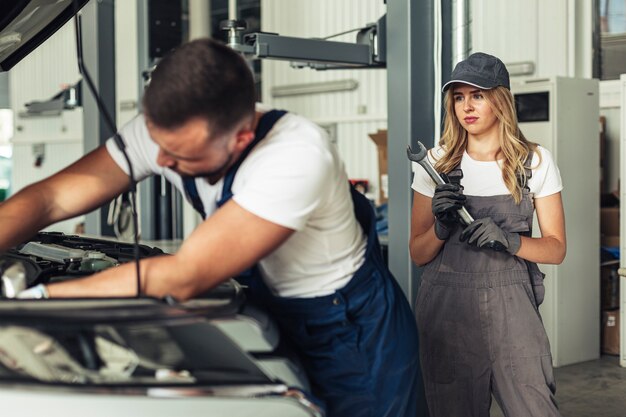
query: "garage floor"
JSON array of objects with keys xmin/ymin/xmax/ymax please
[{"xmin": 490, "ymin": 355, "xmax": 626, "ymax": 417}]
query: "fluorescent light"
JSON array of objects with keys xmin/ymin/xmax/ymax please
[
  {"xmin": 271, "ymin": 79, "xmax": 359, "ymax": 98},
  {"xmin": 506, "ymin": 61, "xmax": 535, "ymax": 76}
]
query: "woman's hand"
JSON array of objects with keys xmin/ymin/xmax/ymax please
[
  {"xmin": 431, "ymin": 183, "xmax": 466, "ymax": 240},
  {"xmin": 459, "ymin": 217, "xmax": 521, "ymax": 255}
]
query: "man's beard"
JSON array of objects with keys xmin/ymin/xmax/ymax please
[{"xmin": 188, "ymin": 152, "xmax": 236, "ymax": 184}]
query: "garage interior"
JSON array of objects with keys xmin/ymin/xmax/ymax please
[{"xmin": 0, "ymin": 0, "xmax": 626, "ymax": 416}]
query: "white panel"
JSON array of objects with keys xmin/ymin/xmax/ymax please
[
  {"xmin": 601, "ymin": 107, "xmax": 621, "ymax": 193},
  {"xmin": 12, "ymin": 109, "xmax": 83, "ymax": 144},
  {"xmin": 536, "ymin": 0, "xmax": 568, "ymax": 77},
  {"xmin": 331, "ymin": 120, "xmax": 387, "ymax": 201},
  {"xmin": 472, "ymin": 0, "xmax": 575, "ymax": 80},
  {"xmin": 600, "ymin": 79, "xmax": 622, "ymax": 109},
  {"xmin": 115, "ymin": 0, "xmax": 140, "ymax": 127},
  {"xmin": 11, "ymin": 142, "xmax": 85, "ymax": 234},
  {"xmin": 574, "ymin": 0, "xmax": 593, "ymax": 78},
  {"xmin": 7, "ymin": 19, "xmax": 84, "ymax": 234},
  {"xmin": 514, "ymin": 77, "xmax": 600, "ymax": 367},
  {"xmin": 261, "ymin": 0, "xmax": 387, "ymax": 195},
  {"xmin": 601, "ymin": 80, "xmax": 622, "ymax": 193},
  {"xmin": 0, "ymin": 109, "xmax": 14, "ymax": 144},
  {"xmin": 9, "ymin": 22, "xmax": 81, "ymax": 142}
]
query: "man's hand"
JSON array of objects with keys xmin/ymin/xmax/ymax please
[
  {"xmin": 459, "ymin": 217, "xmax": 521, "ymax": 255},
  {"xmin": 432, "ymin": 183, "xmax": 466, "ymax": 240}
]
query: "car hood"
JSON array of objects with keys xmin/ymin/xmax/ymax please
[{"xmin": 0, "ymin": 0, "xmax": 89, "ymax": 71}]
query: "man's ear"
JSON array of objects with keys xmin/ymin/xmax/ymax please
[{"xmin": 234, "ymin": 129, "xmax": 255, "ymax": 151}]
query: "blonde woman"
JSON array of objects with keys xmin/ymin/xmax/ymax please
[{"xmin": 410, "ymin": 52, "xmax": 565, "ymax": 417}]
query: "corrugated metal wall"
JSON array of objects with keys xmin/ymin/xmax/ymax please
[
  {"xmin": 115, "ymin": 0, "xmax": 140, "ymax": 128},
  {"xmin": 9, "ymin": 23, "xmax": 81, "ymax": 128},
  {"xmin": 471, "ymin": 1, "xmax": 592, "ymax": 79},
  {"xmin": 9, "ymin": 22, "xmax": 85, "ymax": 234},
  {"xmin": 260, "ymin": 0, "xmax": 388, "ymax": 201},
  {"xmin": 3, "ymin": 1, "xmax": 593, "ymax": 235}
]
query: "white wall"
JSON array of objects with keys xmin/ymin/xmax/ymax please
[
  {"xmin": 472, "ymin": 0, "xmax": 593, "ymax": 79},
  {"xmin": 261, "ymin": 0, "xmax": 387, "ymax": 201},
  {"xmin": 9, "ymin": 21, "xmax": 84, "ymax": 234},
  {"xmin": 260, "ymin": 1, "xmax": 595, "ymax": 202},
  {"xmin": 600, "ymin": 80, "xmax": 621, "ymax": 194},
  {"xmin": 4, "ymin": 1, "xmax": 598, "ymax": 234},
  {"xmin": 115, "ymin": 0, "xmax": 140, "ymax": 128}
]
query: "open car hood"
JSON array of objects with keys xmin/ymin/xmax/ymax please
[{"xmin": 0, "ymin": 0, "xmax": 90, "ymax": 71}]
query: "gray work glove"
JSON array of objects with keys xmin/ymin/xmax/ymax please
[
  {"xmin": 459, "ymin": 217, "xmax": 521, "ymax": 255},
  {"xmin": 16, "ymin": 284, "xmax": 49, "ymax": 299},
  {"xmin": 431, "ymin": 183, "xmax": 466, "ymax": 240}
]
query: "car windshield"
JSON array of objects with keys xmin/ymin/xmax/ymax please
[{"xmin": 0, "ymin": 319, "xmax": 271, "ymax": 387}]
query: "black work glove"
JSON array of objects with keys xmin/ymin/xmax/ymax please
[
  {"xmin": 432, "ymin": 183, "xmax": 466, "ymax": 240},
  {"xmin": 459, "ymin": 217, "xmax": 522, "ymax": 255}
]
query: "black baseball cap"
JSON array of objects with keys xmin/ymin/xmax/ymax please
[{"xmin": 442, "ymin": 52, "xmax": 510, "ymax": 92}]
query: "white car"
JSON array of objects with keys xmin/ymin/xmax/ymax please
[
  {"xmin": 0, "ymin": 232, "xmax": 322, "ymax": 417},
  {"xmin": 0, "ymin": 2, "xmax": 321, "ymax": 415}
]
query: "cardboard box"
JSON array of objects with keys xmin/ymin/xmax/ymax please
[
  {"xmin": 601, "ymin": 261, "xmax": 620, "ymax": 310},
  {"xmin": 601, "ymin": 207, "xmax": 620, "ymax": 235},
  {"xmin": 368, "ymin": 130, "xmax": 388, "ymax": 204},
  {"xmin": 601, "ymin": 207, "xmax": 620, "ymax": 247},
  {"xmin": 602, "ymin": 235, "xmax": 621, "ymax": 247},
  {"xmin": 602, "ymin": 309, "xmax": 620, "ymax": 355}
]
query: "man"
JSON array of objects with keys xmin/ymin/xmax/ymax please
[{"xmin": 2, "ymin": 38, "xmax": 423, "ymax": 416}]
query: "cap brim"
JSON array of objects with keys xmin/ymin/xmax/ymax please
[{"xmin": 441, "ymin": 80, "xmax": 496, "ymax": 93}]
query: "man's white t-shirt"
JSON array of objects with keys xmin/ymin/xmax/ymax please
[
  {"xmin": 411, "ymin": 145, "xmax": 563, "ymax": 198},
  {"xmin": 106, "ymin": 112, "xmax": 366, "ymax": 298}
]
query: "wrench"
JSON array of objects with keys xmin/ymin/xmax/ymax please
[
  {"xmin": 406, "ymin": 141, "xmax": 474, "ymax": 226},
  {"xmin": 407, "ymin": 141, "xmax": 506, "ymax": 251}
]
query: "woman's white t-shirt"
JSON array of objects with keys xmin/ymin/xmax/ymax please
[{"xmin": 411, "ymin": 145, "xmax": 563, "ymax": 198}]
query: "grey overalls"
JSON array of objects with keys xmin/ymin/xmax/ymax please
[{"xmin": 415, "ymin": 162, "xmax": 561, "ymax": 417}]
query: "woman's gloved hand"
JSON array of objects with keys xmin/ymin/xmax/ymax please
[
  {"xmin": 431, "ymin": 183, "xmax": 466, "ymax": 240},
  {"xmin": 459, "ymin": 217, "xmax": 521, "ymax": 255}
]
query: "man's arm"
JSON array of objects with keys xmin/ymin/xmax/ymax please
[
  {"xmin": 47, "ymin": 199, "xmax": 295, "ymax": 300},
  {"xmin": 0, "ymin": 146, "xmax": 131, "ymax": 250}
]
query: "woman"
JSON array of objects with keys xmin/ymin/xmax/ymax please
[{"xmin": 410, "ymin": 52, "xmax": 566, "ymax": 417}]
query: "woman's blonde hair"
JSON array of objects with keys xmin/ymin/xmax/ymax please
[{"xmin": 434, "ymin": 85, "xmax": 541, "ymax": 203}]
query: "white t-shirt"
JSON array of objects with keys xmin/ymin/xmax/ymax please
[
  {"xmin": 411, "ymin": 145, "xmax": 563, "ymax": 198},
  {"xmin": 106, "ymin": 112, "xmax": 367, "ymax": 298}
]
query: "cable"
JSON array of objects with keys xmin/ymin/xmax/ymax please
[{"xmin": 73, "ymin": 3, "xmax": 142, "ymax": 298}]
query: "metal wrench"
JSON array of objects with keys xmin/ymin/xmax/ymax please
[
  {"xmin": 407, "ymin": 141, "xmax": 506, "ymax": 251},
  {"xmin": 406, "ymin": 141, "xmax": 474, "ymax": 226}
]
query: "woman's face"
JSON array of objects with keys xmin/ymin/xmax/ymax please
[{"xmin": 452, "ymin": 84, "xmax": 499, "ymax": 139}]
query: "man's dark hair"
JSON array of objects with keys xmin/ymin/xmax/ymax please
[{"xmin": 143, "ymin": 38, "xmax": 256, "ymax": 138}]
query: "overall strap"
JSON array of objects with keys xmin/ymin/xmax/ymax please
[
  {"xmin": 181, "ymin": 110, "xmax": 287, "ymax": 218},
  {"xmin": 182, "ymin": 176, "xmax": 207, "ymax": 219},
  {"xmin": 217, "ymin": 109, "xmax": 287, "ymax": 207}
]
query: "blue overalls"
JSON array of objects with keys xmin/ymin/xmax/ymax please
[{"xmin": 183, "ymin": 110, "xmax": 426, "ymax": 417}]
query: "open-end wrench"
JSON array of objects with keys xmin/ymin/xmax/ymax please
[
  {"xmin": 407, "ymin": 141, "xmax": 506, "ymax": 251},
  {"xmin": 406, "ymin": 141, "xmax": 474, "ymax": 226}
]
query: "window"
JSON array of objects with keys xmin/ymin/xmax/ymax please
[{"xmin": 597, "ymin": 0, "xmax": 626, "ymax": 79}]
